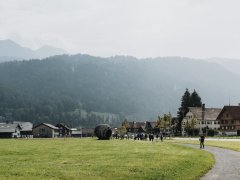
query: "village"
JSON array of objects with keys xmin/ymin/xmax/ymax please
[{"xmin": 0, "ymin": 103, "xmax": 240, "ymax": 139}]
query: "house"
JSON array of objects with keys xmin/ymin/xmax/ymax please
[
  {"xmin": 145, "ymin": 121, "xmax": 158, "ymax": 133},
  {"xmin": 126, "ymin": 121, "xmax": 146, "ymax": 134},
  {"xmin": 0, "ymin": 123, "xmax": 22, "ymax": 138},
  {"xmin": 33, "ymin": 123, "xmax": 59, "ymax": 138},
  {"xmin": 182, "ymin": 104, "xmax": 221, "ymax": 136},
  {"xmin": 217, "ymin": 106, "xmax": 240, "ymax": 136},
  {"xmin": 13, "ymin": 121, "xmax": 33, "ymax": 138},
  {"xmin": 56, "ymin": 123, "xmax": 72, "ymax": 137}
]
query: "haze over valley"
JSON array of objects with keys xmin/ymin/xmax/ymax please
[{"xmin": 1, "ymin": 40, "xmax": 240, "ymax": 126}]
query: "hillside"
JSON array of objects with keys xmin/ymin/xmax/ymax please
[{"xmin": 0, "ymin": 54, "xmax": 240, "ymax": 126}]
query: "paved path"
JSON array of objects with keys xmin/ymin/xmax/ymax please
[
  {"xmin": 174, "ymin": 137, "xmax": 240, "ymax": 141},
  {"xmin": 183, "ymin": 144, "xmax": 240, "ymax": 180}
]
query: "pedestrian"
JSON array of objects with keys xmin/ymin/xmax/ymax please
[
  {"xmin": 199, "ymin": 135, "xmax": 205, "ymax": 149},
  {"xmin": 160, "ymin": 134, "xmax": 163, "ymax": 142},
  {"xmin": 145, "ymin": 134, "xmax": 148, "ymax": 141}
]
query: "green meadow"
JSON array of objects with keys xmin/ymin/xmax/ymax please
[{"xmin": 0, "ymin": 138, "xmax": 214, "ymax": 180}]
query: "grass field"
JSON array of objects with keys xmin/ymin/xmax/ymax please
[
  {"xmin": 0, "ymin": 138, "xmax": 214, "ymax": 180},
  {"xmin": 168, "ymin": 139, "xmax": 240, "ymax": 152}
]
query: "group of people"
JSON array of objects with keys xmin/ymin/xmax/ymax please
[
  {"xmin": 114, "ymin": 132, "xmax": 206, "ymax": 148},
  {"xmin": 114, "ymin": 132, "xmax": 165, "ymax": 142}
]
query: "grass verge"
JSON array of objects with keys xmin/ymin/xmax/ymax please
[{"xmin": 0, "ymin": 138, "xmax": 214, "ymax": 180}]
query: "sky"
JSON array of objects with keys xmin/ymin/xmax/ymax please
[{"xmin": 0, "ymin": 0, "xmax": 240, "ymax": 58}]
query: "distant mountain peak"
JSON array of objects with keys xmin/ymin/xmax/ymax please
[{"xmin": 0, "ymin": 39, "xmax": 68, "ymax": 62}]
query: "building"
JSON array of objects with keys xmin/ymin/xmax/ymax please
[
  {"xmin": 0, "ymin": 123, "xmax": 22, "ymax": 138},
  {"xmin": 71, "ymin": 128, "xmax": 82, "ymax": 137},
  {"xmin": 182, "ymin": 104, "xmax": 221, "ymax": 136},
  {"xmin": 56, "ymin": 123, "xmax": 72, "ymax": 137},
  {"xmin": 145, "ymin": 121, "xmax": 158, "ymax": 133},
  {"xmin": 217, "ymin": 106, "xmax": 240, "ymax": 136},
  {"xmin": 33, "ymin": 123, "xmax": 59, "ymax": 138},
  {"xmin": 126, "ymin": 121, "xmax": 146, "ymax": 134},
  {"xmin": 13, "ymin": 121, "xmax": 33, "ymax": 138},
  {"xmin": 81, "ymin": 128, "xmax": 94, "ymax": 137}
]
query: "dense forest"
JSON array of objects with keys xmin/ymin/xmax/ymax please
[{"xmin": 0, "ymin": 54, "xmax": 240, "ymax": 127}]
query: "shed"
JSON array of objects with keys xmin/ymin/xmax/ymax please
[
  {"xmin": 0, "ymin": 123, "xmax": 22, "ymax": 138},
  {"xmin": 33, "ymin": 123, "xmax": 59, "ymax": 138}
]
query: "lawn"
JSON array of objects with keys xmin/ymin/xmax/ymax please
[
  {"xmin": 168, "ymin": 138, "xmax": 240, "ymax": 152},
  {"xmin": 0, "ymin": 138, "xmax": 214, "ymax": 180}
]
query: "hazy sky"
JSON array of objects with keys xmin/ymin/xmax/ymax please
[{"xmin": 0, "ymin": 0, "xmax": 240, "ymax": 58}]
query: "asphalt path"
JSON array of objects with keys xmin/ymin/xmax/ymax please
[{"xmin": 183, "ymin": 144, "xmax": 240, "ymax": 180}]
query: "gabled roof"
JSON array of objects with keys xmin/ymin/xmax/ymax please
[
  {"xmin": 34, "ymin": 123, "xmax": 59, "ymax": 130},
  {"xmin": 217, "ymin": 106, "xmax": 240, "ymax": 120},
  {"xmin": 13, "ymin": 121, "xmax": 33, "ymax": 131},
  {"xmin": 148, "ymin": 122, "xmax": 157, "ymax": 128},
  {"xmin": 188, "ymin": 107, "xmax": 221, "ymax": 121},
  {"xmin": 0, "ymin": 123, "xmax": 21, "ymax": 133},
  {"xmin": 55, "ymin": 123, "xmax": 71, "ymax": 130},
  {"xmin": 128, "ymin": 121, "xmax": 146, "ymax": 129}
]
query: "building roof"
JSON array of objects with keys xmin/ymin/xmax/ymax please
[
  {"xmin": 217, "ymin": 106, "xmax": 240, "ymax": 120},
  {"xmin": 128, "ymin": 121, "xmax": 146, "ymax": 129},
  {"xmin": 34, "ymin": 123, "xmax": 59, "ymax": 130},
  {"xmin": 13, "ymin": 121, "xmax": 33, "ymax": 131},
  {"xmin": 0, "ymin": 123, "xmax": 21, "ymax": 133},
  {"xmin": 148, "ymin": 121, "xmax": 157, "ymax": 128},
  {"xmin": 56, "ymin": 123, "xmax": 71, "ymax": 130},
  {"xmin": 71, "ymin": 130, "xmax": 82, "ymax": 135},
  {"xmin": 188, "ymin": 107, "xmax": 222, "ymax": 121}
]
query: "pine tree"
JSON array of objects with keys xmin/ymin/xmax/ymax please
[
  {"xmin": 189, "ymin": 89, "xmax": 202, "ymax": 107},
  {"xmin": 176, "ymin": 89, "xmax": 191, "ymax": 134}
]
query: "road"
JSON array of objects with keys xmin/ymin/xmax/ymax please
[{"xmin": 184, "ymin": 144, "xmax": 240, "ymax": 180}]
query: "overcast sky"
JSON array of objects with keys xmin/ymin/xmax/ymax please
[{"xmin": 0, "ymin": 0, "xmax": 240, "ymax": 58}]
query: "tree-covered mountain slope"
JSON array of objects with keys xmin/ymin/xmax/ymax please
[{"xmin": 0, "ymin": 54, "xmax": 239, "ymax": 126}]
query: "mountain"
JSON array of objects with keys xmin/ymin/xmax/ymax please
[
  {"xmin": 0, "ymin": 39, "xmax": 67, "ymax": 62},
  {"xmin": 205, "ymin": 57, "xmax": 240, "ymax": 76},
  {"xmin": 0, "ymin": 54, "xmax": 240, "ymax": 127}
]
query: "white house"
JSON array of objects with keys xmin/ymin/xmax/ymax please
[{"xmin": 182, "ymin": 105, "xmax": 221, "ymax": 136}]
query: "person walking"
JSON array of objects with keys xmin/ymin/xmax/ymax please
[
  {"xmin": 160, "ymin": 134, "xmax": 163, "ymax": 142},
  {"xmin": 199, "ymin": 135, "xmax": 205, "ymax": 149}
]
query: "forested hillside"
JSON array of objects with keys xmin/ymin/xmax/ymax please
[{"xmin": 0, "ymin": 54, "xmax": 240, "ymax": 127}]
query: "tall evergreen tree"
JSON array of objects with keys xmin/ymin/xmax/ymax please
[
  {"xmin": 189, "ymin": 90, "xmax": 202, "ymax": 107},
  {"xmin": 176, "ymin": 89, "xmax": 191, "ymax": 134}
]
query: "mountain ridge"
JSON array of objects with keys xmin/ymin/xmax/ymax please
[{"xmin": 0, "ymin": 39, "xmax": 67, "ymax": 62}]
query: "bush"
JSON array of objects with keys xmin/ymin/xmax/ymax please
[{"xmin": 207, "ymin": 129, "xmax": 215, "ymax": 136}]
